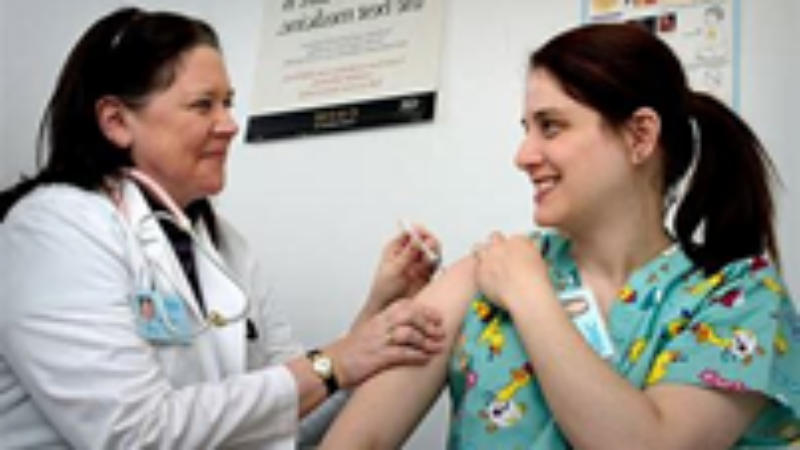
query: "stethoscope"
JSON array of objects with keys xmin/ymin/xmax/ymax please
[{"xmin": 124, "ymin": 168, "xmax": 251, "ymax": 341}]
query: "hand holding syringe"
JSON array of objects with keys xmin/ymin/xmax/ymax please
[{"xmin": 398, "ymin": 219, "xmax": 441, "ymax": 267}]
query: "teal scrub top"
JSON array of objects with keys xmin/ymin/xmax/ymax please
[{"xmin": 447, "ymin": 231, "xmax": 800, "ymax": 449}]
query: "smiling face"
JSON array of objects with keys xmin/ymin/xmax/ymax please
[
  {"xmin": 515, "ymin": 69, "xmax": 635, "ymax": 233},
  {"xmin": 110, "ymin": 46, "xmax": 238, "ymax": 207}
]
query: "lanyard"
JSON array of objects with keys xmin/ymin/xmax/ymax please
[{"xmin": 123, "ymin": 169, "xmax": 251, "ymax": 342}]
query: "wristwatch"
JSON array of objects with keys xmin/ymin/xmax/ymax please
[{"xmin": 306, "ymin": 349, "xmax": 339, "ymax": 395}]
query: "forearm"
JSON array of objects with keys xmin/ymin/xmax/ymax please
[
  {"xmin": 323, "ymin": 296, "xmax": 458, "ymax": 449},
  {"xmin": 323, "ymin": 258, "xmax": 478, "ymax": 449},
  {"xmin": 510, "ymin": 295, "xmax": 762, "ymax": 450},
  {"xmin": 508, "ymin": 288, "xmax": 670, "ymax": 449},
  {"xmin": 320, "ymin": 351, "xmax": 449, "ymax": 449},
  {"xmin": 517, "ymin": 306, "xmax": 661, "ymax": 448},
  {"xmin": 287, "ymin": 355, "xmax": 335, "ymax": 418}
]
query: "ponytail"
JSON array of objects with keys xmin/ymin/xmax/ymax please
[
  {"xmin": 529, "ymin": 23, "xmax": 780, "ymax": 275},
  {"xmin": 672, "ymin": 91, "xmax": 780, "ymax": 274}
]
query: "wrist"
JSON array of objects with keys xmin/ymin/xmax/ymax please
[
  {"xmin": 366, "ymin": 284, "xmax": 394, "ymax": 309},
  {"xmin": 306, "ymin": 348, "xmax": 340, "ymax": 396}
]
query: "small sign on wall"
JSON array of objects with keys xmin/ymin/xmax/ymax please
[
  {"xmin": 246, "ymin": 0, "xmax": 446, "ymax": 142},
  {"xmin": 584, "ymin": 0, "xmax": 740, "ymax": 108}
]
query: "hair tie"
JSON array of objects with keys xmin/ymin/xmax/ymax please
[
  {"xmin": 689, "ymin": 116, "xmax": 701, "ymax": 155},
  {"xmin": 664, "ymin": 117, "xmax": 704, "ymax": 243}
]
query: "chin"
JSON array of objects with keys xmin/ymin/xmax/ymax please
[
  {"xmin": 533, "ymin": 209, "xmax": 558, "ymax": 229},
  {"xmin": 204, "ymin": 172, "xmax": 226, "ymax": 194},
  {"xmin": 192, "ymin": 183, "xmax": 223, "ymax": 201},
  {"xmin": 207, "ymin": 182, "xmax": 225, "ymax": 197}
]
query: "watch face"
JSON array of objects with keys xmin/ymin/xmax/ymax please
[{"xmin": 313, "ymin": 356, "xmax": 333, "ymax": 377}]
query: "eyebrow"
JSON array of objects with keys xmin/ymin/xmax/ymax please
[
  {"xmin": 522, "ymin": 108, "xmax": 561, "ymax": 125},
  {"xmin": 186, "ymin": 85, "xmax": 235, "ymax": 98},
  {"xmin": 531, "ymin": 108, "xmax": 564, "ymax": 119}
]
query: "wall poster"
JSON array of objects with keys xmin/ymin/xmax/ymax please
[
  {"xmin": 246, "ymin": 0, "xmax": 446, "ymax": 142},
  {"xmin": 584, "ymin": 0, "xmax": 740, "ymax": 108}
]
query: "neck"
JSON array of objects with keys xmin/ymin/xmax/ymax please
[
  {"xmin": 566, "ymin": 196, "xmax": 672, "ymax": 292},
  {"xmin": 571, "ymin": 227, "xmax": 672, "ymax": 287}
]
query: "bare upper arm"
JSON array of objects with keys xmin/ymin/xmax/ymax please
[
  {"xmin": 416, "ymin": 256, "xmax": 479, "ymax": 340},
  {"xmin": 320, "ymin": 257, "xmax": 479, "ymax": 449}
]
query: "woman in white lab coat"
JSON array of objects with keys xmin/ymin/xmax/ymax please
[{"xmin": 0, "ymin": 7, "xmax": 445, "ymax": 449}]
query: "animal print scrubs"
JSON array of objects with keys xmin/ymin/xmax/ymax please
[{"xmin": 448, "ymin": 231, "xmax": 800, "ymax": 449}]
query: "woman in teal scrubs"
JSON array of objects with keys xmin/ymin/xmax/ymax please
[{"xmin": 321, "ymin": 23, "xmax": 800, "ymax": 449}]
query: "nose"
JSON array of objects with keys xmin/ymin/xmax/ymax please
[
  {"xmin": 514, "ymin": 131, "xmax": 544, "ymax": 171},
  {"xmin": 215, "ymin": 107, "xmax": 239, "ymax": 138}
]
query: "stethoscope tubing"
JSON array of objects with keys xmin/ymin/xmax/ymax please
[{"xmin": 125, "ymin": 169, "xmax": 251, "ymax": 339}]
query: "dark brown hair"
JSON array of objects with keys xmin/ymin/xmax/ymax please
[
  {"xmin": 0, "ymin": 7, "xmax": 221, "ymax": 239},
  {"xmin": 531, "ymin": 23, "xmax": 779, "ymax": 274}
]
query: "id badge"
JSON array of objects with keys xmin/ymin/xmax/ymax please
[
  {"xmin": 560, "ymin": 288, "xmax": 615, "ymax": 359},
  {"xmin": 132, "ymin": 291, "xmax": 193, "ymax": 345}
]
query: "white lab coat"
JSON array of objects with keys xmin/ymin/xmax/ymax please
[{"xmin": 0, "ymin": 181, "xmax": 306, "ymax": 449}]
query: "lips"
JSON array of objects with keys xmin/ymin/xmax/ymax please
[
  {"xmin": 533, "ymin": 176, "xmax": 558, "ymax": 202},
  {"xmin": 202, "ymin": 148, "xmax": 228, "ymax": 161}
]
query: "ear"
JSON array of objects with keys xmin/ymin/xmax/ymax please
[
  {"xmin": 623, "ymin": 107, "xmax": 661, "ymax": 166},
  {"xmin": 96, "ymin": 96, "xmax": 133, "ymax": 149}
]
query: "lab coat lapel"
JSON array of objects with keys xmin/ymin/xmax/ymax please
[
  {"xmin": 121, "ymin": 181, "xmax": 246, "ymax": 377},
  {"xmin": 193, "ymin": 222, "xmax": 247, "ymax": 376},
  {"xmin": 120, "ymin": 181, "xmax": 206, "ymax": 322}
]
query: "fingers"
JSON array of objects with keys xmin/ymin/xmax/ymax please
[
  {"xmin": 387, "ymin": 322, "xmax": 443, "ymax": 353},
  {"xmin": 382, "ymin": 302, "xmax": 445, "ymax": 357},
  {"xmin": 397, "ymin": 221, "xmax": 441, "ymax": 267},
  {"xmin": 335, "ymin": 300, "xmax": 447, "ymax": 388},
  {"xmin": 382, "ymin": 320, "xmax": 444, "ymax": 367},
  {"xmin": 481, "ymin": 231, "xmax": 507, "ymax": 248},
  {"xmin": 386, "ymin": 325, "xmax": 438, "ymax": 353},
  {"xmin": 471, "ymin": 242, "xmax": 484, "ymax": 261},
  {"xmin": 388, "ymin": 300, "xmax": 443, "ymax": 330},
  {"xmin": 472, "ymin": 231, "xmax": 511, "ymax": 261},
  {"xmin": 385, "ymin": 301, "xmax": 444, "ymax": 340},
  {"xmin": 412, "ymin": 225, "xmax": 441, "ymax": 256},
  {"xmin": 488, "ymin": 230, "xmax": 505, "ymax": 244},
  {"xmin": 388, "ymin": 230, "xmax": 411, "ymax": 255}
]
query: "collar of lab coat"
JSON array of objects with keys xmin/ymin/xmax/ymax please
[{"xmin": 119, "ymin": 179, "xmax": 246, "ymax": 376}]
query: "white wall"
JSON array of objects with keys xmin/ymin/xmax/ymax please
[
  {"xmin": 738, "ymin": 1, "xmax": 800, "ymax": 298},
  {"xmin": 2, "ymin": 1, "xmax": 798, "ymax": 448},
  {"xmin": 0, "ymin": 4, "xmax": 4, "ymax": 183}
]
